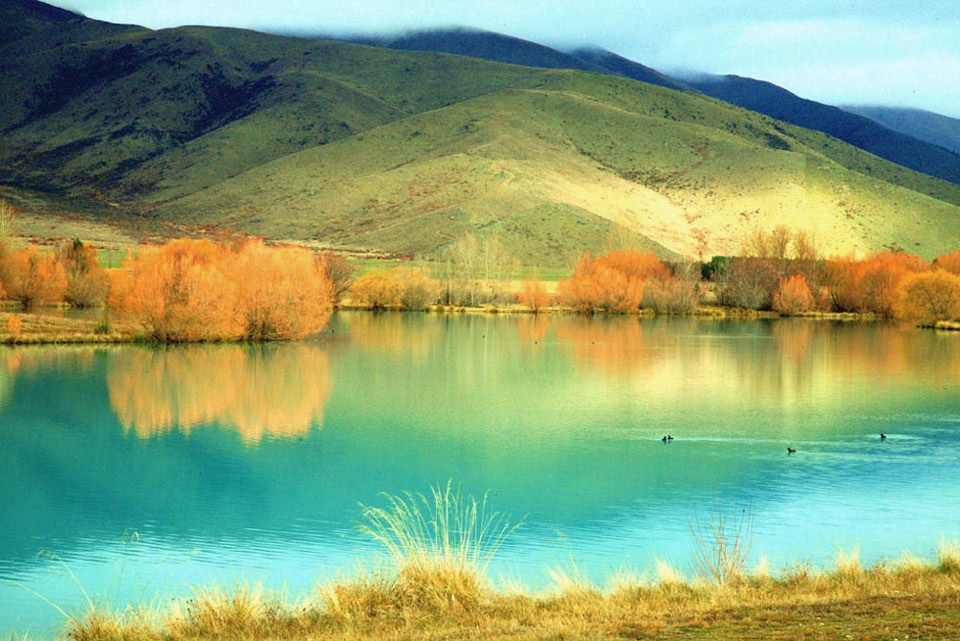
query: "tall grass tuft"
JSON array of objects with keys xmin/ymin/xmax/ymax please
[
  {"xmin": 358, "ymin": 481, "xmax": 518, "ymax": 613},
  {"xmin": 166, "ymin": 583, "xmax": 281, "ymax": 637},
  {"xmin": 689, "ymin": 502, "xmax": 753, "ymax": 586},
  {"xmin": 65, "ymin": 605, "xmax": 159, "ymax": 641},
  {"xmin": 938, "ymin": 538, "xmax": 960, "ymax": 573},
  {"xmin": 834, "ymin": 546, "xmax": 863, "ymax": 582}
]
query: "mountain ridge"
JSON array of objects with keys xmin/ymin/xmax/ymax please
[{"xmin": 2, "ymin": 1, "xmax": 960, "ymax": 265}]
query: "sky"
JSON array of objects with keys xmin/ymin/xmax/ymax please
[{"xmin": 50, "ymin": 0, "xmax": 960, "ymax": 118}]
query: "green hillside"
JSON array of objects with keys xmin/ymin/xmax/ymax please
[
  {"xmin": 3, "ymin": 1, "xmax": 960, "ymax": 265},
  {"xmin": 159, "ymin": 71, "xmax": 960, "ymax": 264}
]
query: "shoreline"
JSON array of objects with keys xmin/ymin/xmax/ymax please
[
  {"xmin": 0, "ymin": 306, "xmax": 909, "ymax": 346},
  {"xmin": 61, "ymin": 542, "xmax": 960, "ymax": 641}
]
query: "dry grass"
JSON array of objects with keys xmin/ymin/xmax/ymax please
[
  {"xmin": 61, "ymin": 487, "xmax": 960, "ymax": 640},
  {"xmin": 356, "ymin": 481, "xmax": 519, "ymax": 614},
  {"xmin": 0, "ymin": 311, "xmax": 137, "ymax": 344},
  {"xmin": 62, "ymin": 549, "xmax": 960, "ymax": 641},
  {"xmin": 63, "ymin": 497, "xmax": 960, "ymax": 641}
]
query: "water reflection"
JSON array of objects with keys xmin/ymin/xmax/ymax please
[{"xmin": 107, "ymin": 344, "xmax": 332, "ymax": 442}]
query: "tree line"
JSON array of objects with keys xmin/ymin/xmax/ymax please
[{"xmin": 3, "ymin": 198, "xmax": 960, "ymax": 337}]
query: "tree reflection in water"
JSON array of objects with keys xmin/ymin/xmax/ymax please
[{"xmin": 107, "ymin": 344, "xmax": 332, "ymax": 442}]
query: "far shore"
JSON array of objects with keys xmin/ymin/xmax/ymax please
[{"xmin": 0, "ymin": 304, "xmax": 933, "ymax": 346}]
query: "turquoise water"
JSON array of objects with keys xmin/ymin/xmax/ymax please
[{"xmin": 1, "ymin": 313, "xmax": 959, "ymax": 636}]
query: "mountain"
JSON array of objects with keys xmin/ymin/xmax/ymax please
[
  {"xmin": 841, "ymin": 106, "xmax": 960, "ymax": 156},
  {"xmin": 682, "ymin": 74, "xmax": 960, "ymax": 186},
  {"xmin": 567, "ymin": 47, "xmax": 687, "ymax": 91},
  {"xmin": 351, "ymin": 27, "xmax": 609, "ymax": 74},
  {"xmin": 2, "ymin": 1, "xmax": 960, "ymax": 265},
  {"xmin": 347, "ymin": 28, "xmax": 687, "ymax": 92}
]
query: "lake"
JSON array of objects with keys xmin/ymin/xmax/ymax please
[{"xmin": 2, "ymin": 312, "xmax": 959, "ymax": 636}]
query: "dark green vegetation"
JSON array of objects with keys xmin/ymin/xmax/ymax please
[
  {"xmin": 4, "ymin": 1, "xmax": 960, "ymax": 265},
  {"xmin": 347, "ymin": 28, "xmax": 688, "ymax": 91},
  {"xmin": 334, "ymin": 26, "xmax": 960, "ymax": 187},
  {"xmin": 843, "ymin": 105, "xmax": 960, "ymax": 156}
]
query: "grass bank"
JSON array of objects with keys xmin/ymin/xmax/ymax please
[
  {"xmin": 64, "ymin": 484, "xmax": 960, "ymax": 641},
  {"xmin": 64, "ymin": 544, "xmax": 960, "ymax": 641},
  {"xmin": 0, "ymin": 311, "xmax": 137, "ymax": 344}
]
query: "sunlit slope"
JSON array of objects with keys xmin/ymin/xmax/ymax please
[{"xmin": 162, "ymin": 73, "xmax": 960, "ymax": 263}]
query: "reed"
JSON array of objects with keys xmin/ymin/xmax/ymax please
[
  {"xmin": 357, "ymin": 480, "xmax": 519, "ymax": 613},
  {"xmin": 689, "ymin": 501, "xmax": 753, "ymax": 585}
]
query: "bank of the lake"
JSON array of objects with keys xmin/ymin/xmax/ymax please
[
  {"xmin": 66, "ymin": 548, "xmax": 960, "ymax": 641},
  {"xmin": 0, "ymin": 305, "xmax": 897, "ymax": 345}
]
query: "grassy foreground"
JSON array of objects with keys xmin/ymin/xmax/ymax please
[
  {"xmin": 65, "ymin": 549, "xmax": 960, "ymax": 641},
  {"xmin": 65, "ymin": 485, "xmax": 960, "ymax": 641}
]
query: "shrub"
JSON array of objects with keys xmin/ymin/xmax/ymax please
[
  {"xmin": 7, "ymin": 314, "xmax": 22, "ymax": 339},
  {"xmin": 773, "ymin": 274, "xmax": 815, "ymax": 315},
  {"xmin": 230, "ymin": 239, "xmax": 334, "ymax": 340},
  {"xmin": 645, "ymin": 275, "xmax": 699, "ymax": 313},
  {"xmin": 894, "ymin": 270, "xmax": 960, "ymax": 325},
  {"xmin": 0, "ymin": 245, "xmax": 68, "ymax": 308},
  {"xmin": 825, "ymin": 251, "xmax": 926, "ymax": 316},
  {"xmin": 109, "ymin": 238, "xmax": 335, "ymax": 341},
  {"xmin": 558, "ymin": 250, "xmax": 669, "ymax": 313},
  {"xmin": 350, "ymin": 267, "xmax": 439, "ymax": 310},
  {"xmin": 59, "ymin": 239, "xmax": 111, "ymax": 307},
  {"xmin": 858, "ymin": 251, "xmax": 926, "ymax": 316},
  {"xmin": 933, "ymin": 251, "xmax": 960, "ymax": 276},
  {"xmin": 518, "ymin": 274, "xmax": 550, "ymax": 312},
  {"xmin": 319, "ymin": 251, "xmax": 354, "ymax": 304},
  {"xmin": 395, "ymin": 267, "xmax": 440, "ymax": 310},
  {"xmin": 717, "ymin": 258, "xmax": 779, "ymax": 310}
]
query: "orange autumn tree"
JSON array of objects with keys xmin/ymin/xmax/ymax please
[
  {"xmin": 518, "ymin": 272, "xmax": 550, "ymax": 312},
  {"xmin": 558, "ymin": 250, "xmax": 669, "ymax": 313},
  {"xmin": 110, "ymin": 238, "xmax": 335, "ymax": 342},
  {"xmin": 110, "ymin": 239, "xmax": 239, "ymax": 341},
  {"xmin": 933, "ymin": 251, "xmax": 960, "ymax": 276},
  {"xmin": 58, "ymin": 239, "xmax": 111, "ymax": 307},
  {"xmin": 229, "ymin": 239, "xmax": 334, "ymax": 340},
  {"xmin": 0, "ymin": 245, "xmax": 68, "ymax": 308},
  {"xmin": 773, "ymin": 274, "xmax": 815, "ymax": 315},
  {"xmin": 894, "ymin": 270, "xmax": 960, "ymax": 325},
  {"xmin": 824, "ymin": 251, "xmax": 927, "ymax": 316}
]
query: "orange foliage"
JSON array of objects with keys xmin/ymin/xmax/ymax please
[
  {"xmin": 109, "ymin": 238, "xmax": 334, "ymax": 342},
  {"xmin": 824, "ymin": 251, "xmax": 927, "ymax": 315},
  {"xmin": 59, "ymin": 240, "xmax": 111, "ymax": 307},
  {"xmin": 894, "ymin": 270, "xmax": 960, "ymax": 325},
  {"xmin": 517, "ymin": 274, "xmax": 550, "ymax": 312},
  {"xmin": 6, "ymin": 314, "xmax": 22, "ymax": 339},
  {"xmin": 933, "ymin": 251, "xmax": 960, "ymax": 276},
  {"xmin": 229, "ymin": 239, "xmax": 334, "ymax": 340},
  {"xmin": 349, "ymin": 267, "xmax": 439, "ymax": 310},
  {"xmin": 773, "ymin": 275, "xmax": 815, "ymax": 315},
  {"xmin": 0, "ymin": 245, "xmax": 68, "ymax": 308},
  {"xmin": 558, "ymin": 250, "xmax": 668, "ymax": 313}
]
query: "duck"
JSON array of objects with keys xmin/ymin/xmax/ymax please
[
  {"xmin": 880, "ymin": 433, "xmax": 887, "ymax": 441},
  {"xmin": 661, "ymin": 435, "xmax": 668, "ymax": 443},
  {"xmin": 667, "ymin": 435, "xmax": 674, "ymax": 441},
  {"xmin": 787, "ymin": 447, "xmax": 796, "ymax": 454}
]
